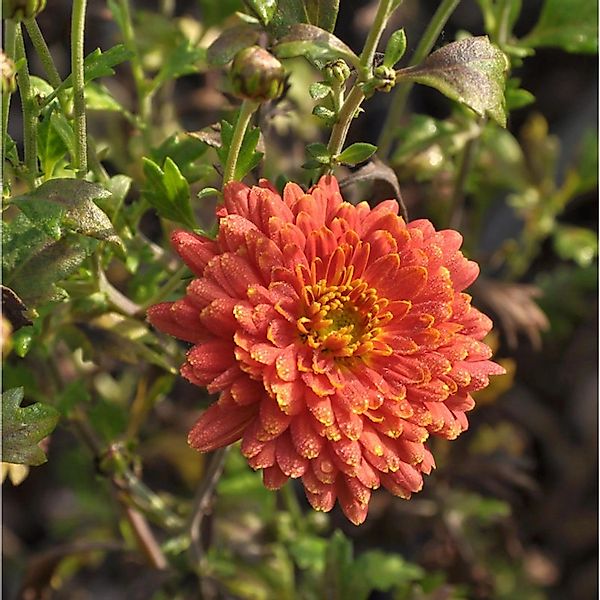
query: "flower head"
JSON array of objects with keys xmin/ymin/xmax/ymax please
[{"xmin": 148, "ymin": 176, "xmax": 504, "ymax": 525}]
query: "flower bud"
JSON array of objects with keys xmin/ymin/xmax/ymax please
[
  {"xmin": 230, "ymin": 46, "xmax": 285, "ymax": 102},
  {"xmin": 323, "ymin": 59, "xmax": 350, "ymax": 84},
  {"xmin": 1, "ymin": 51, "xmax": 17, "ymax": 95},
  {"xmin": 373, "ymin": 65, "xmax": 396, "ymax": 93},
  {"xmin": 2, "ymin": 0, "xmax": 46, "ymax": 21}
]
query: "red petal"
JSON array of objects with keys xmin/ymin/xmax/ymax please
[
  {"xmin": 171, "ymin": 230, "xmax": 217, "ymax": 276},
  {"xmin": 188, "ymin": 402, "xmax": 257, "ymax": 451}
]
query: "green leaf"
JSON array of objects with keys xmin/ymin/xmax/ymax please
[
  {"xmin": 383, "ymin": 28, "xmax": 407, "ymax": 68},
  {"xmin": 309, "ymin": 81, "xmax": 331, "ymax": 100},
  {"xmin": 397, "ymin": 36, "xmax": 509, "ymax": 126},
  {"xmin": 522, "ymin": 0, "xmax": 598, "ymax": 54},
  {"xmin": 243, "ymin": 0, "xmax": 277, "ymax": 25},
  {"xmin": 4, "ymin": 232, "xmax": 98, "ymax": 305},
  {"xmin": 150, "ymin": 133, "xmax": 208, "ymax": 183},
  {"xmin": 303, "ymin": 0, "xmax": 340, "ymax": 33},
  {"xmin": 142, "ymin": 157, "xmax": 197, "ymax": 229},
  {"xmin": 273, "ymin": 23, "xmax": 360, "ymax": 68},
  {"xmin": 336, "ymin": 142, "xmax": 377, "ymax": 166},
  {"xmin": 153, "ymin": 39, "xmax": 205, "ymax": 88},
  {"xmin": 505, "ymin": 77, "xmax": 535, "ymax": 110},
  {"xmin": 553, "ymin": 225, "xmax": 598, "ymax": 267},
  {"xmin": 306, "ymin": 142, "xmax": 331, "ymax": 164},
  {"xmin": 269, "ymin": 0, "xmax": 340, "ymax": 34},
  {"xmin": 323, "ymin": 530, "xmax": 353, "ymax": 598},
  {"xmin": 349, "ymin": 551, "xmax": 425, "ymax": 600},
  {"xmin": 217, "ymin": 116, "xmax": 264, "ymax": 181},
  {"xmin": 312, "ymin": 104, "xmax": 336, "ymax": 124},
  {"xmin": 37, "ymin": 105, "xmax": 69, "ymax": 178},
  {"xmin": 42, "ymin": 45, "xmax": 134, "ymax": 106},
  {"xmin": 207, "ymin": 24, "xmax": 262, "ymax": 66},
  {"xmin": 10, "ymin": 179, "xmax": 120, "ymax": 247},
  {"xmin": 85, "ymin": 81, "xmax": 127, "ymax": 112},
  {"xmin": 2, "ymin": 387, "xmax": 60, "ymax": 466},
  {"xmin": 289, "ymin": 535, "xmax": 327, "ymax": 572}
]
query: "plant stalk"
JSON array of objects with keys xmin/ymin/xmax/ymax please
[
  {"xmin": 222, "ymin": 100, "xmax": 258, "ymax": 186},
  {"xmin": 2, "ymin": 19, "xmax": 17, "ymax": 167},
  {"xmin": 325, "ymin": 0, "xmax": 397, "ymax": 162},
  {"xmin": 378, "ymin": 0, "xmax": 461, "ymax": 158},
  {"xmin": 24, "ymin": 18, "xmax": 62, "ymax": 89},
  {"xmin": 14, "ymin": 24, "xmax": 38, "ymax": 183},
  {"xmin": 71, "ymin": 0, "xmax": 88, "ymax": 175}
]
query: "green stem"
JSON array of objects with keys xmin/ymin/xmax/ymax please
[
  {"xmin": 358, "ymin": 0, "xmax": 393, "ymax": 79},
  {"xmin": 495, "ymin": 0, "xmax": 512, "ymax": 46},
  {"xmin": 14, "ymin": 24, "xmax": 38, "ymax": 183},
  {"xmin": 448, "ymin": 131, "xmax": 480, "ymax": 231},
  {"xmin": 2, "ymin": 20, "xmax": 17, "ymax": 168},
  {"xmin": 24, "ymin": 18, "xmax": 62, "ymax": 89},
  {"xmin": 71, "ymin": 0, "xmax": 88, "ymax": 175},
  {"xmin": 378, "ymin": 0, "xmax": 461, "ymax": 157},
  {"xmin": 326, "ymin": 86, "xmax": 365, "ymax": 157},
  {"xmin": 137, "ymin": 264, "xmax": 188, "ymax": 313},
  {"xmin": 325, "ymin": 0, "xmax": 396, "ymax": 164},
  {"xmin": 222, "ymin": 100, "xmax": 258, "ymax": 186},
  {"xmin": 118, "ymin": 0, "xmax": 152, "ymax": 143}
]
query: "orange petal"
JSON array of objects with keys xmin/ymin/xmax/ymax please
[{"xmin": 188, "ymin": 402, "xmax": 257, "ymax": 452}]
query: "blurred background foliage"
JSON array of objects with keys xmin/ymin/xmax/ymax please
[{"xmin": 2, "ymin": 0, "xmax": 597, "ymax": 599}]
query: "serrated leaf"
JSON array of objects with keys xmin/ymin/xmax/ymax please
[
  {"xmin": 2, "ymin": 387, "xmax": 59, "ymax": 466},
  {"xmin": 4, "ymin": 233, "xmax": 98, "ymax": 305},
  {"xmin": 397, "ymin": 36, "xmax": 509, "ymax": 126},
  {"xmin": 10, "ymin": 179, "xmax": 120, "ymax": 247},
  {"xmin": 150, "ymin": 133, "xmax": 208, "ymax": 183},
  {"xmin": 218, "ymin": 115, "xmax": 264, "ymax": 181},
  {"xmin": 273, "ymin": 24, "xmax": 360, "ymax": 68},
  {"xmin": 207, "ymin": 24, "xmax": 262, "ymax": 66},
  {"xmin": 383, "ymin": 29, "xmax": 407, "ymax": 68},
  {"xmin": 336, "ymin": 142, "xmax": 377, "ymax": 166},
  {"xmin": 312, "ymin": 104, "xmax": 336, "ymax": 124},
  {"xmin": 349, "ymin": 551, "xmax": 424, "ymax": 600},
  {"xmin": 522, "ymin": 0, "xmax": 598, "ymax": 54},
  {"xmin": 142, "ymin": 157, "xmax": 197, "ymax": 229}
]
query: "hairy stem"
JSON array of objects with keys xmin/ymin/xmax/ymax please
[
  {"xmin": 118, "ymin": 0, "xmax": 152, "ymax": 143},
  {"xmin": 2, "ymin": 20, "xmax": 17, "ymax": 167},
  {"xmin": 378, "ymin": 0, "xmax": 461, "ymax": 157},
  {"xmin": 222, "ymin": 100, "xmax": 258, "ymax": 186},
  {"xmin": 24, "ymin": 18, "xmax": 62, "ymax": 89},
  {"xmin": 71, "ymin": 0, "xmax": 88, "ymax": 175},
  {"xmin": 14, "ymin": 24, "xmax": 38, "ymax": 183},
  {"xmin": 448, "ymin": 132, "xmax": 480, "ymax": 230},
  {"xmin": 495, "ymin": 0, "xmax": 512, "ymax": 46}
]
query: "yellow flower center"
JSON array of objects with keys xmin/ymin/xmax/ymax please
[{"xmin": 297, "ymin": 274, "xmax": 393, "ymax": 359}]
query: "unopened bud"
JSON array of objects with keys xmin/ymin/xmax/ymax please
[
  {"xmin": 2, "ymin": 0, "xmax": 46, "ymax": 21},
  {"xmin": 324, "ymin": 59, "xmax": 350, "ymax": 84},
  {"xmin": 1, "ymin": 51, "xmax": 17, "ymax": 95},
  {"xmin": 373, "ymin": 65, "xmax": 396, "ymax": 93},
  {"xmin": 230, "ymin": 46, "xmax": 285, "ymax": 102}
]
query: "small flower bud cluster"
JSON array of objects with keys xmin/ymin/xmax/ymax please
[
  {"xmin": 323, "ymin": 59, "xmax": 350, "ymax": 85},
  {"xmin": 2, "ymin": 0, "xmax": 46, "ymax": 21},
  {"xmin": 373, "ymin": 65, "xmax": 396, "ymax": 93}
]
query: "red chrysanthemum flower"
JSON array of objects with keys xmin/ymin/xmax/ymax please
[{"xmin": 148, "ymin": 176, "xmax": 504, "ymax": 524}]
